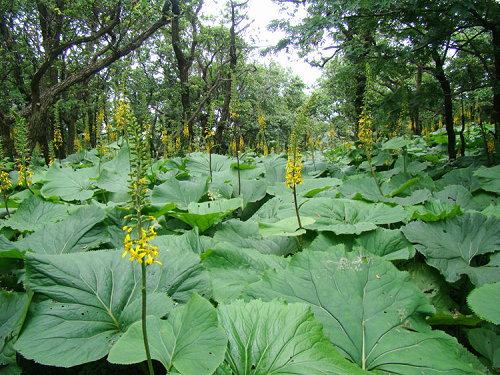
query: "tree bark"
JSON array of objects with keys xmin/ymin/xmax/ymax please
[
  {"xmin": 432, "ymin": 51, "xmax": 456, "ymax": 159},
  {"xmin": 171, "ymin": 0, "xmax": 199, "ymax": 136},
  {"xmin": 492, "ymin": 25, "xmax": 500, "ymax": 138},
  {"xmin": 1, "ymin": 0, "xmax": 173, "ymax": 159}
]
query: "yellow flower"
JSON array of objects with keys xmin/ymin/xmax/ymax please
[
  {"xmin": 74, "ymin": 137, "xmax": 83, "ymax": 152},
  {"xmin": 285, "ymin": 151, "xmax": 303, "ymax": 189},
  {"xmin": 53, "ymin": 128, "xmax": 63, "ymax": 150},
  {"xmin": 114, "ymin": 99, "xmax": 130, "ymax": 131},
  {"xmin": 239, "ymin": 135, "xmax": 244, "ymax": 151},
  {"xmin": 0, "ymin": 171, "xmax": 12, "ymax": 193},
  {"xmin": 122, "ymin": 227, "xmax": 161, "ymax": 265},
  {"xmin": 84, "ymin": 124, "xmax": 91, "ymax": 142},
  {"xmin": 487, "ymin": 139, "xmax": 495, "ymax": 154}
]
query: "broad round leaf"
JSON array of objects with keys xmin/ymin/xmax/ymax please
[
  {"xmin": 243, "ymin": 249, "xmax": 484, "ymax": 374},
  {"xmin": 41, "ymin": 164, "xmax": 98, "ymax": 201},
  {"xmin": 287, "ymin": 198, "xmax": 407, "ymax": 234},
  {"xmin": 402, "ymin": 213, "xmax": 500, "ymax": 286},
  {"xmin": 151, "ymin": 177, "xmax": 208, "ymax": 210},
  {"xmin": 108, "ymin": 293, "xmax": 227, "ymax": 375},
  {"xmin": 218, "ymin": 299, "xmax": 368, "ymax": 375},
  {"xmin": 15, "ymin": 247, "xmax": 210, "ymax": 367},
  {"xmin": 354, "ymin": 227, "xmax": 415, "ymax": 260},
  {"xmin": 467, "ymin": 282, "xmax": 500, "ymax": 325},
  {"xmin": 202, "ymin": 243, "xmax": 288, "ymax": 303},
  {"xmin": 15, "ymin": 205, "xmax": 107, "ymax": 254},
  {"xmin": 2, "ymin": 195, "xmax": 76, "ymax": 232}
]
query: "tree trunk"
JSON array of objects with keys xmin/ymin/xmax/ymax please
[
  {"xmin": 492, "ymin": 26, "xmax": 500, "ymax": 138},
  {"xmin": 2, "ymin": 0, "xmax": 173, "ymax": 157},
  {"xmin": 414, "ymin": 65, "xmax": 423, "ymax": 135},
  {"xmin": 216, "ymin": 0, "xmax": 239, "ymax": 154},
  {"xmin": 432, "ymin": 51, "xmax": 456, "ymax": 159},
  {"xmin": 171, "ymin": 0, "xmax": 199, "ymax": 137}
]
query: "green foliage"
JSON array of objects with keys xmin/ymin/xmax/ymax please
[
  {"xmin": 1, "ymin": 132, "xmax": 499, "ymax": 373},
  {"xmin": 218, "ymin": 299, "xmax": 368, "ymax": 375},
  {"xmin": 468, "ymin": 282, "xmax": 500, "ymax": 325},
  {"xmin": 108, "ymin": 293, "xmax": 227, "ymax": 375}
]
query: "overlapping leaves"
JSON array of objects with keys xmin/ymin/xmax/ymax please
[
  {"xmin": 243, "ymin": 249, "xmax": 484, "ymax": 374},
  {"xmin": 14, "ymin": 248, "xmax": 210, "ymax": 367}
]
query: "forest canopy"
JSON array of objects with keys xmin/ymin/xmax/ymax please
[{"xmin": 0, "ymin": 0, "xmax": 499, "ymax": 160}]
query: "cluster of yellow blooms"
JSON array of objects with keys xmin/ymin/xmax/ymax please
[
  {"xmin": 114, "ymin": 100, "xmax": 130, "ymax": 132},
  {"xmin": 229, "ymin": 135, "xmax": 244, "ymax": 154},
  {"xmin": 175, "ymin": 137, "xmax": 181, "ymax": 152},
  {"xmin": 205, "ymin": 128, "xmax": 214, "ymax": 153},
  {"xmin": 17, "ymin": 162, "xmax": 33, "ymax": 186},
  {"xmin": 122, "ymin": 225, "xmax": 161, "ymax": 265},
  {"xmin": 53, "ymin": 128, "xmax": 63, "ymax": 150},
  {"xmin": 487, "ymin": 138, "xmax": 495, "ymax": 154},
  {"xmin": 48, "ymin": 142, "xmax": 56, "ymax": 165},
  {"xmin": 285, "ymin": 149, "xmax": 303, "ymax": 189},
  {"xmin": 183, "ymin": 122, "xmax": 190, "ymax": 138},
  {"xmin": 74, "ymin": 137, "xmax": 83, "ymax": 152},
  {"xmin": 0, "ymin": 171, "xmax": 11, "ymax": 194},
  {"xmin": 84, "ymin": 124, "xmax": 91, "ymax": 142},
  {"xmin": 358, "ymin": 108, "xmax": 373, "ymax": 156}
]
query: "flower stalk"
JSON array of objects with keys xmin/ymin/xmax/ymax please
[
  {"xmin": 123, "ymin": 113, "xmax": 160, "ymax": 375},
  {"xmin": 358, "ymin": 107, "xmax": 383, "ymax": 196}
]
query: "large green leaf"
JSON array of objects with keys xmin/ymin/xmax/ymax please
[
  {"xmin": 151, "ymin": 177, "xmax": 208, "ymax": 210},
  {"xmin": 202, "ymin": 243, "xmax": 288, "ymax": 303},
  {"xmin": 243, "ymin": 249, "xmax": 484, "ymax": 374},
  {"xmin": 184, "ymin": 153, "xmax": 233, "ymax": 176},
  {"xmin": 218, "ymin": 299, "xmax": 368, "ymax": 375},
  {"xmin": 339, "ymin": 175, "xmax": 430, "ymax": 206},
  {"xmin": 0, "ymin": 235, "xmax": 24, "ymax": 259},
  {"xmin": 404, "ymin": 263, "xmax": 456, "ymax": 314},
  {"xmin": 153, "ymin": 227, "xmax": 215, "ymax": 255},
  {"xmin": 436, "ymin": 167, "xmax": 481, "ymax": 193},
  {"xmin": 15, "ymin": 205, "xmax": 108, "ymax": 255},
  {"xmin": 95, "ymin": 169, "xmax": 129, "ymax": 194},
  {"xmin": 287, "ymin": 198, "xmax": 407, "ymax": 234},
  {"xmin": 2, "ymin": 195, "xmax": 75, "ymax": 232},
  {"xmin": 40, "ymin": 164, "xmax": 98, "ymax": 201},
  {"xmin": 214, "ymin": 219, "xmax": 299, "ymax": 256},
  {"xmin": 258, "ymin": 216, "xmax": 315, "ymax": 238},
  {"xmin": 170, "ymin": 198, "xmax": 243, "ymax": 233},
  {"xmin": 14, "ymin": 247, "xmax": 210, "ymax": 367},
  {"xmin": 0, "ymin": 291, "xmax": 30, "ymax": 366},
  {"xmin": 402, "ymin": 213, "xmax": 500, "ymax": 286},
  {"xmin": 406, "ymin": 200, "xmax": 462, "ymax": 222},
  {"xmin": 234, "ymin": 179, "xmax": 268, "ymax": 207},
  {"xmin": 95, "ymin": 146, "xmax": 131, "ymax": 194},
  {"xmin": 381, "ymin": 137, "xmax": 412, "ymax": 150},
  {"xmin": 467, "ymin": 325, "xmax": 500, "ymax": 371},
  {"xmin": 108, "ymin": 293, "xmax": 227, "ymax": 375},
  {"xmin": 432, "ymin": 185, "xmax": 479, "ymax": 211},
  {"xmin": 474, "ymin": 165, "xmax": 500, "ymax": 194},
  {"xmin": 354, "ymin": 227, "xmax": 415, "ymax": 260},
  {"xmin": 467, "ymin": 282, "xmax": 500, "ymax": 325}
]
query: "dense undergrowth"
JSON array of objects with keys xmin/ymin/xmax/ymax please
[{"xmin": 1, "ymin": 125, "xmax": 500, "ymax": 375}]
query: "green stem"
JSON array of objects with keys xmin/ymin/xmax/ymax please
[
  {"xmin": 141, "ymin": 261, "xmax": 154, "ymax": 375},
  {"xmin": 209, "ymin": 149, "xmax": 212, "ymax": 182},
  {"xmin": 293, "ymin": 185, "xmax": 303, "ymax": 249},
  {"xmin": 293, "ymin": 185, "xmax": 302, "ymax": 230},
  {"xmin": 3, "ymin": 193, "xmax": 10, "ymax": 218},
  {"xmin": 367, "ymin": 157, "xmax": 383, "ymax": 196}
]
